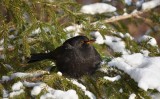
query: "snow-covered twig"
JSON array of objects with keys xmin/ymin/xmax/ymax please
[
  {"xmin": 104, "ymin": 0, "xmax": 160, "ymax": 23},
  {"xmin": 1, "ymin": 70, "xmax": 49, "ymax": 82},
  {"xmin": 104, "ymin": 10, "xmax": 148, "ymax": 23}
]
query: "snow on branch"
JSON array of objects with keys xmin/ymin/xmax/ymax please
[
  {"xmin": 104, "ymin": 10, "xmax": 152, "ymax": 24},
  {"xmin": 104, "ymin": 11, "xmax": 145, "ymax": 23},
  {"xmin": 104, "ymin": 0, "xmax": 160, "ymax": 24}
]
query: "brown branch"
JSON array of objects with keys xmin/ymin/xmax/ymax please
[{"xmin": 104, "ymin": 10, "xmax": 151, "ymax": 24}]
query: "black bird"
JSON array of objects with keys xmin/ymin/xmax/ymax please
[{"xmin": 28, "ymin": 36, "xmax": 102, "ymax": 77}]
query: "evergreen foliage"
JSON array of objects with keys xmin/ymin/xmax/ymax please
[{"xmin": 0, "ymin": 0, "xmax": 160, "ymax": 98}]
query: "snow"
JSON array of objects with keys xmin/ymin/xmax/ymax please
[
  {"xmin": 0, "ymin": 39, "xmax": 4, "ymax": 45},
  {"xmin": 71, "ymin": 79, "xmax": 86, "ymax": 90},
  {"xmin": 119, "ymin": 88, "xmax": 123, "ymax": 93},
  {"xmin": 129, "ymin": 93, "xmax": 136, "ymax": 99},
  {"xmin": 1, "ymin": 71, "xmax": 49, "ymax": 82},
  {"xmin": 31, "ymin": 27, "xmax": 50, "ymax": 35},
  {"xmin": 71, "ymin": 79, "xmax": 96, "ymax": 99},
  {"xmin": 12, "ymin": 81, "xmax": 23, "ymax": 91},
  {"xmin": 104, "ymin": 35, "xmax": 129, "ymax": 54},
  {"xmin": 2, "ymin": 76, "xmax": 10, "ymax": 81},
  {"xmin": 108, "ymin": 53, "xmax": 160, "ymax": 92},
  {"xmin": 4, "ymin": 64, "xmax": 14, "ymax": 70},
  {"xmin": 140, "ymin": 50, "xmax": 150, "ymax": 56},
  {"xmin": 0, "ymin": 45, "xmax": 14, "ymax": 51},
  {"xmin": 138, "ymin": 35, "xmax": 158, "ymax": 46},
  {"xmin": 10, "ymin": 72, "xmax": 30, "ymax": 79},
  {"xmin": 31, "ymin": 86, "xmax": 42, "ymax": 96},
  {"xmin": 3, "ymin": 89, "xmax": 9, "ymax": 98},
  {"xmin": 80, "ymin": 3, "xmax": 116, "ymax": 15},
  {"xmin": 85, "ymin": 91, "xmax": 96, "ymax": 99},
  {"xmin": 23, "ymin": 81, "xmax": 79, "ymax": 99},
  {"xmin": 48, "ymin": 89, "xmax": 78, "ymax": 99},
  {"xmin": 23, "ymin": 81, "xmax": 41, "ymax": 87},
  {"xmin": 117, "ymin": 32, "xmax": 125, "ymax": 38},
  {"xmin": 102, "ymin": 0, "xmax": 111, "ymax": 2},
  {"xmin": 121, "ymin": 53, "xmax": 144, "ymax": 68},
  {"xmin": 30, "ymin": 83, "xmax": 47, "ymax": 96},
  {"xmin": 57, "ymin": 71, "xmax": 62, "ymax": 76},
  {"xmin": 104, "ymin": 75, "xmax": 121, "ymax": 82},
  {"xmin": 0, "ymin": 54, "xmax": 4, "ymax": 59},
  {"xmin": 124, "ymin": 33, "xmax": 134, "ymax": 40},
  {"xmin": 125, "ymin": 0, "xmax": 132, "ymax": 6},
  {"xmin": 142, "ymin": 0, "xmax": 160, "ymax": 10},
  {"xmin": 151, "ymin": 93, "xmax": 160, "ymax": 99},
  {"xmin": 9, "ymin": 89, "xmax": 24, "ymax": 98},
  {"xmin": 90, "ymin": 31, "xmax": 104, "ymax": 44},
  {"xmin": 64, "ymin": 24, "xmax": 82, "ymax": 38},
  {"xmin": 136, "ymin": 0, "xmax": 144, "ymax": 9},
  {"xmin": 40, "ymin": 93, "xmax": 55, "ymax": 99},
  {"xmin": 132, "ymin": 9, "xmax": 138, "ymax": 14},
  {"xmin": 41, "ymin": 86, "xmax": 78, "ymax": 99}
]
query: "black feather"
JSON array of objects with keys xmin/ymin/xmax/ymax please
[{"xmin": 28, "ymin": 36, "xmax": 102, "ymax": 78}]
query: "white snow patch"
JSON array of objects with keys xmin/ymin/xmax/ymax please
[
  {"xmin": 118, "ymin": 32, "xmax": 125, "ymax": 38},
  {"xmin": 121, "ymin": 53, "xmax": 144, "ymax": 68},
  {"xmin": 64, "ymin": 24, "xmax": 82, "ymax": 38},
  {"xmin": 80, "ymin": 3, "xmax": 116, "ymax": 15},
  {"xmin": 0, "ymin": 39, "xmax": 4, "ymax": 45},
  {"xmin": 71, "ymin": 79, "xmax": 86, "ymax": 90},
  {"xmin": 125, "ymin": 0, "xmax": 132, "ymax": 6},
  {"xmin": 124, "ymin": 33, "xmax": 134, "ymax": 40},
  {"xmin": 129, "ymin": 93, "xmax": 136, "ymax": 99},
  {"xmin": 1, "ymin": 71, "xmax": 49, "ymax": 81},
  {"xmin": 90, "ymin": 31, "xmax": 104, "ymax": 44},
  {"xmin": 9, "ymin": 89, "xmax": 24, "ymax": 98},
  {"xmin": 123, "ymin": 12, "xmax": 128, "ymax": 16},
  {"xmin": 57, "ymin": 71, "xmax": 62, "ymax": 76},
  {"xmin": 3, "ymin": 89, "xmax": 9, "ymax": 98},
  {"xmin": 31, "ymin": 83, "xmax": 47, "ymax": 96},
  {"xmin": 0, "ymin": 45, "xmax": 14, "ymax": 51},
  {"xmin": 71, "ymin": 79, "xmax": 96, "ymax": 99},
  {"xmin": 136, "ymin": 0, "xmax": 144, "ymax": 8},
  {"xmin": 132, "ymin": 9, "xmax": 138, "ymax": 14},
  {"xmin": 119, "ymin": 88, "xmax": 123, "ymax": 93},
  {"xmin": 151, "ymin": 93, "xmax": 160, "ymax": 99},
  {"xmin": 51, "ymin": 90, "xmax": 78, "ymax": 99},
  {"xmin": 2, "ymin": 76, "xmax": 10, "ymax": 82},
  {"xmin": 102, "ymin": 0, "xmax": 112, "ymax": 2},
  {"xmin": 12, "ymin": 81, "xmax": 23, "ymax": 91},
  {"xmin": 142, "ymin": 0, "xmax": 160, "ymax": 10},
  {"xmin": 138, "ymin": 35, "xmax": 158, "ymax": 46},
  {"xmin": 23, "ymin": 81, "xmax": 41, "ymax": 87},
  {"xmin": 108, "ymin": 53, "xmax": 160, "ymax": 92},
  {"xmin": 85, "ymin": 91, "xmax": 96, "ymax": 99},
  {"xmin": 31, "ymin": 27, "xmax": 50, "ymax": 35},
  {"xmin": 0, "ymin": 54, "xmax": 4, "ymax": 59},
  {"xmin": 40, "ymin": 88, "xmax": 78, "ymax": 99},
  {"xmin": 104, "ymin": 75, "xmax": 121, "ymax": 82},
  {"xmin": 140, "ymin": 50, "xmax": 150, "ymax": 56},
  {"xmin": 104, "ymin": 35, "xmax": 129, "ymax": 54},
  {"xmin": 4, "ymin": 64, "xmax": 14, "ymax": 70},
  {"xmin": 40, "ymin": 93, "xmax": 55, "ymax": 99},
  {"xmin": 31, "ymin": 86, "xmax": 42, "ymax": 96},
  {"xmin": 23, "ymin": 81, "xmax": 78, "ymax": 99}
]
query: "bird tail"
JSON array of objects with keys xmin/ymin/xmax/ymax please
[{"xmin": 28, "ymin": 53, "xmax": 52, "ymax": 63}]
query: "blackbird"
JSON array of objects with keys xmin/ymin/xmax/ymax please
[{"xmin": 28, "ymin": 36, "xmax": 102, "ymax": 77}]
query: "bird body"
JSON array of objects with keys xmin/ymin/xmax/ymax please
[{"xmin": 28, "ymin": 36, "xmax": 102, "ymax": 77}]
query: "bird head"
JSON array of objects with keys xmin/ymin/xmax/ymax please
[{"xmin": 63, "ymin": 36, "xmax": 95, "ymax": 48}]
